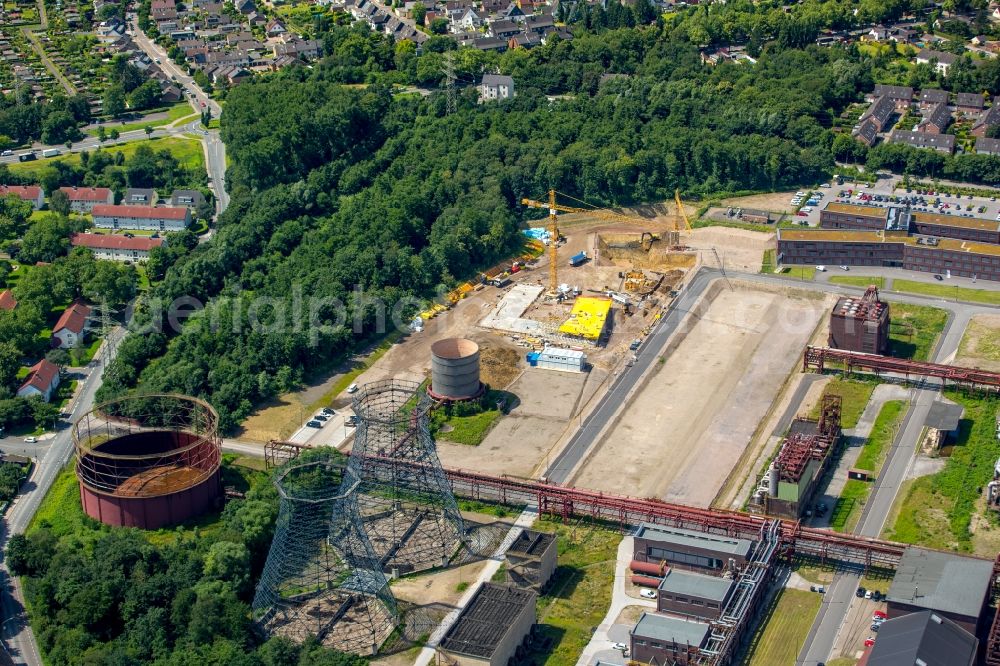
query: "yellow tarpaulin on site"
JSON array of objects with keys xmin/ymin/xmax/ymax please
[{"xmin": 559, "ymin": 297, "xmax": 612, "ymax": 340}]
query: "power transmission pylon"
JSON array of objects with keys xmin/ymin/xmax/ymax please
[
  {"xmin": 443, "ymin": 51, "xmax": 456, "ymax": 115},
  {"xmin": 92, "ymin": 301, "xmax": 117, "ymax": 366}
]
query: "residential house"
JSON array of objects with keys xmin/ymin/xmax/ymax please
[
  {"xmin": 123, "ymin": 188, "xmax": 157, "ymax": 205},
  {"xmin": 473, "ymin": 37, "xmax": 507, "ymax": 52},
  {"xmin": 16, "ymin": 360, "xmax": 60, "ymax": 402},
  {"xmin": 71, "ymin": 233, "xmax": 165, "ymax": 262},
  {"xmin": 58, "ymin": 186, "xmax": 114, "ymax": 213},
  {"xmin": 508, "ymin": 32, "xmax": 542, "ymax": 48},
  {"xmin": 490, "ymin": 19, "xmax": 521, "ymax": 38},
  {"xmin": 889, "ymin": 129, "xmax": 956, "ymax": 154},
  {"xmin": 247, "ymin": 11, "xmax": 267, "ymax": 27},
  {"xmin": 972, "ymin": 99, "xmax": 1000, "ymax": 137},
  {"xmin": 972, "ymin": 35, "xmax": 989, "ymax": 46},
  {"xmin": 916, "ymin": 49, "xmax": 958, "ymax": 75},
  {"xmin": 0, "ymin": 289, "xmax": 16, "ymax": 311},
  {"xmin": 235, "ymin": 0, "xmax": 256, "ymax": 13},
  {"xmin": 855, "ymin": 118, "xmax": 880, "ymax": 146},
  {"xmin": 265, "ymin": 19, "xmax": 287, "ymax": 37},
  {"xmin": 499, "ymin": 3, "xmax": 525, "ymax": 21},
  {"xmin": 456, "ymin": 8, "xmax": 482, "ymax": 29},
  {"xmin": 169, "ymin": 189, "xmax": 206, "ymax": 210},
  {"xmin": 92, "ymin": 204, "xmax": 191, "ymax": 231},
  {"xmin": 866, "ymin": 25, "xmax": 889, "ymax": 41},
  {"xmin": 859, "ymin": 95, "xmax": 896, "ymax": 132},
  {"xmin": 272, "ymin": 38, "xmax": 323, "ymax": 60},
  {"xmin": 920, "ymin": 102, "xmax": 951, "ymax": 134},
  {"xmin": 0, "ymin": 184, "xmax": 44, "ymax": 209},
  {"xmin": 524, "ymin": 14, "xmax": 554, "ymax": 33},
  {"xmin": 976, "ymin": 136, "xmax": 1000, "ymax": 155},
  {"xmin": 52, "ymin": 301, "xmax": 92, "ymax": 349},
  {"xmin": 872, "ymin": 84, "xmax": 913, "ymax": 110},
  {"xmin": 918, "ymin": 88, "xmax": 949, "ymax": 109},
  {"xmin": 956, "ymin": 92, "xmax": 984, "ymax": 113},
  {"xmin": 480, "ymin": 73, "xmax": 514, "ymax": 101},
  {"xmin": 151, "ymin": 0, "xmax": 178, "ymax": 21}
]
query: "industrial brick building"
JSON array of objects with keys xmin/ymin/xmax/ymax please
[
  {"xmin": 777, "ymin": 228, "xmax": 1000, "ymax": 281},
  {"xmin": 757, "ymin": 396, "xmax": 842, "ymax": 519},
  {"xmin": 656, "ymin": 568, "xmax": 735, "ymax": 621},
  {"xmin": 632, "ymin": 523, "xmax": 753, "ymax": 574},
  {"xmin": 886, "ymin": 547, "xmax": 993, "ymax": 634},
  {"xmin": 438, "ymin": 583, "xmax": 537, "ymax": 666},
  {"xmin": 629, "ymin": 612, "xmax": 709, "ymax": 666},
  {"xmin": 505, "ymin": 529, "xmax": 557, "ymax": 591},
  {"xmin": 828, "ymin": 286, "xmax": 890, "ymax": 355}
]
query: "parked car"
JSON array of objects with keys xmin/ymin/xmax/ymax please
[
  {"xmin": 0, "ymin": 149, "xmax": 12, "ymax": 156},
  {"xmin": 346, "ymin": 415, "xmax": 359, "ymax": 427},
  {"xmin": 347, "ymin": 383, "xmax": 359, "ymax": 394},
  {"xmin": 873, "ymin": 611, "xmax": 887, "ymax": 620},
  {"xmin": 871, "ymin": 623, "xmax": 880, "ymax": 632},
  {"xmin": 864, "ymin": 638, "xmax": 875, "ymax": 648},
  {"xmin": 306, "ymin": 420, "xmax": 322, "ymax": 428},
  {"xmin": 865, "ymin": 590, "xmax": 874, "ymax": 599},
  {"xmin": 611, "ymin": 643, "xmax": 627, "ymax": 652},
  {"xmin": 934, "ymin": 274, "xmax": 944, "ymax": 281},
  {"xmin": 24, "ymin": 436, "xmax": 37, "ymax": 443},
  {"xmin": 839, "ymin": 266, "xmax": 849, "ymax": 271},
  {"xmin": 856, "ymin": 586, "xmax": 867, "ymax": 598},
  {"xmin": 314, "ymin": 414, "xmax": 328, "ymax": 421},
  {"xmin": 321, "ymin": 408, "xmax": 335, "ymax": 415},
  {"xmin": 640, "ymin": 589, "xmax": 657, "ymax": 599},
  {"xmin": 815, "ymin": 265, "xmax": 827, "ymax": 272}
]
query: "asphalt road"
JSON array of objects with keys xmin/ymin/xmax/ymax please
[{"xmin": 0, "ymin": 327, "xmax": 124, "ymax": 666}]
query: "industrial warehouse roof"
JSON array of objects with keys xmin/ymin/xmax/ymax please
[
  {"xmin": 823, "ymin": 201, "xmax": 888, "ymax": 218},
  {"xmin": 887, "ymin": 547, "xmax": 993, "ymax": 618},
  {"xmin": 631, "ymin": 612, "xmax": 709, "ymax": 647},
  {"xmin": 865, "ymin": 611, "xmax": 977, "ymax": 666},
  {"xmin": 559, "ymin": 296, "xmax": 611, "ymax": 340},
  {"xmin": 657, "ymin": 568, "xmax": 734, "ymax": 602},
  {"xmin": 925, "ymin": 400, "xmax": 963, "ymax": 431},
  {"xmin": 634, "ymin": 523, "xmax": 753, "ymax": 558},
  {"xmin": 509, "ymin": 529, "xmax": 555, "ymax": 556},
  {"xmin": 440, "ymin": 583, "xmax": 536, "ymax": 658},
  {"xmin": 777, "ymin": 228, "xmax": 1000, "ymax": 257}
]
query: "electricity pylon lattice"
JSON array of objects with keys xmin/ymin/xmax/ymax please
[
  {"xmin": 252, "ymin": 453, "xmax": 398, "ymax": 655},
  {"xmin": 346, "ymin": 379, "xmax": 467, "ymax": 576}
]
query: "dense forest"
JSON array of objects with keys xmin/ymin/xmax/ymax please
[{"xmin": 96, "ymin": 14, "xmax": 1000, "ymax": 432}]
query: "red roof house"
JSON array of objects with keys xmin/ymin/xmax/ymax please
[
  {"xmin": 0, "ymin": 185, "xmax": 45, "ymax": 209},
  {"xmin": 52, "ymin": 301, "xmax": 92, "ymax": 349},
  {"xmin": 17, "ymin": 359, "xmax": 61, "ymax": 402},
  {"xmin": 0, "ymin": 289, "xmax": 16, "ymax": 311}
]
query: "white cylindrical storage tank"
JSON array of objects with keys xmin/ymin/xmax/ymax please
[
  {"xmin": 768, "ymin": 464, "xmax": 779, "ymax": 498},
  {"xmin": 430, "ymin": 338, "xmax": 482, "ymax": 401}
]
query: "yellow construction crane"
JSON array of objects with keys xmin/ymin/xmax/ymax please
[
  {"xmin": 674, "ymin": 189, "xmax": 692, "ymax": 232},
  {"xmin": 521, "ymin": 189, "xmax": 657, "ymax": 293}
]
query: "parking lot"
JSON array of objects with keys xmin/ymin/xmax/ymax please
[{"xmin": 830, "ymin": 185, "xmax": 1000, "ymax": 222}]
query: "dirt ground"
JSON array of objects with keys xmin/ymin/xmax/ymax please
[
  {"xmin": 684, "ymin": 226, "xmax": 775, "ymax": 272},
  {"xmin": 720, "ymin": 191, "xmax": 799, "ymax": 214},
  {"xmin": 954, "ymin": 314, "xmax": 1000, "ymax": 371},
  {"xmin": 572, "ymin": 284, "xmax": 826, "ymax": 507},
  {"xmin": 438, "ymin": 367, "xmax": 604, "ymax": 478},
  {"xmin": 389, "ymin": 560, "xmax": 489, "ymax": 607}
]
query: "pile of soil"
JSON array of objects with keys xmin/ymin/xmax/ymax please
[{"xmin": 480, "ymin": 344, "xmax": 521, "ymax": 388}]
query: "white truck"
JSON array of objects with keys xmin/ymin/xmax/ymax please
[{"xmin": 41, "ymin": 148, "xmax": 61, "ymax": 158}]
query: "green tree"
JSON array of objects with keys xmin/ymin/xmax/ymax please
[
  {"xmin": 0, "ymin": 341, "xmax": 20, "ymax": 391},
  {"xmin": 29, "ymin": 396, "xmax": 59, "ymax": 429},
  {"xmin": 6, "ymin": 534, "xmax": 31, "ymax": 576},
  {"xmin": 411, "ymin": 1, "xmax": 427, "ymax": 26},
  {"xmin": 48, "ymin": 189, "xmax": 71, "ymax": 216},
  {"xmin": 109, "ymin": 128, "xmax": 120, "ymax": 140},
  {"xmin": 83, "ymin": 261, "xmax": 137, "ymax": 305},
  {"xmin": 17, "ymin": 214, "xmax": 79, "ymax": 264},
  {"xmin": 430, "ymin": 17, "xmax": 448, "ymax": 34},
  {"xmin": 103, "ymin": 86, "xmax": 126, "ymax": 118},
  {"xmin": 202, "ymin": 541, "xmax": 251, "ymax": 594}
]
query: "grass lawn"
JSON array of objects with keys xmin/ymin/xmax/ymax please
[
  {"xmin": 29, "ymin": 458, "xmax": 266, "ymax": 547},
  {"xmin": 434, "ymin": 409, "xmax": 502, "ymax": 446},
  {"xmin": 69, "ymin": 338, "xmax": 102, "ymax": 366},
  {"xmin": 761, "ymin": 248, "xmax": 776, "ymax": 273},
  {"xmin": 888, "ymin": 303, "xmax": 948, "ymax": 361},
  {"xmin": 780, "ymin": 265, "xmax": 816, "ymax": 281},
  {"xmin": 744, "ymin": 587, "xmax": 822, "ymax": 666},
  {"xmin": 7, "ymin": 137, "xmax": 204, "ymax": 177},
  {"xmin": 809, "ymin": 379, "xmax": 875, "ymax": 430},
  {"xmin": 884, "ymin": 391, "xmax": 1000, "ymax": 554},
  {"xmin": 525, "ymin": 517, "xmax": 619, "ymax": 666},
  {"xmin": 828, "ymin": 400, "xmax": 908, "ymax": 532},
  {"xmin": 893, "ymin": 278, "xmax": 1000, "ymax": 306},
  {"xmin": 828, "ymin": 275, "xmax": 886, "ymax": 289}
]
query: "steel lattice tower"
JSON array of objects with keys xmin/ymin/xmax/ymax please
[
  {"xmin": 346, "ymin": 379, "xmax": 467, "ymax": 576},
  {"xmin": 252, "ymin": 452, "xmax": 398, "ymax": 655}
]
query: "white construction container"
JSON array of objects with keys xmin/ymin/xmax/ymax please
[{"xmin": 536, "ymin": 347, "xmax": 586, "ymax": 373}]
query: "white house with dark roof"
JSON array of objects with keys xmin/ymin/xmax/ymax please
[
  {"xmin": 480, "ymin": 74, "xmax": 514, "ymax": 101},
  {"xmin": 916, "ymin": 49, "xmax": 958, "ymax": 75}
]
